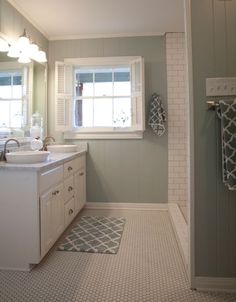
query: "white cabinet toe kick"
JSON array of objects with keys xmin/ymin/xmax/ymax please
[{"xmin": 0, "ymin": 151, "xmax": 86, "ymax": 271}]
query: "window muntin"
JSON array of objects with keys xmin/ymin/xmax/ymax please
[
  {"xmin": 0, "ymin": 71, "xmax": 24, "ymax": 128},
  {"xmin": 74, "ymin": 67, "xmax": 131, "ymax": 128}
]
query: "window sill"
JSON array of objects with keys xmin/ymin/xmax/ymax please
[{"xmin": 64, "ymin": 129, "xmax": 144, "ymax": 140}]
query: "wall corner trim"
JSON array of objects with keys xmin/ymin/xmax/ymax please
[
  {"xmin": 85, "ymin": 202, "xmax": 168, "ymax": 211},
  {"xmin": 168, "ymin": 203, "xmax": 189, "ymax": 277}
]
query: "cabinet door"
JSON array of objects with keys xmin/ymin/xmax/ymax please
[
  {"xmin": 40, "ymin": 182, "xmax": 64, "ymax": 257},
  {"xmin": 40, "ymin": 190, "xmax": 54, "ymax": 257},
  {"xmin": 79, "ymin": 169, "xmax": 86, "ymax": 208},
  {"xmin": 74, "ymin": 168, "xmax": 86, "ymax": 214},
  {"xmin": 51, "ymin": 183, "xmax": 64, "ymax": 240}
]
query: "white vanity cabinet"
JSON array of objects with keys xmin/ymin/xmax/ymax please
[
  {"xmin": 0, "ymin": 151, "xmax": 86, "ymax": 271},
  {"xmin": 63, "ymin": 153, "xmax": 86, "ymax": 226},
  {"xmin": 74, "ymin": 161, "xmax": 86, "ymax": 213},
  {"xmin": 39, "ymin": 166, "xmax": 64, "ymax": 257},
  {"xmin": 63, "ymin": 160, "xmax": 76, "ymax": 228}
]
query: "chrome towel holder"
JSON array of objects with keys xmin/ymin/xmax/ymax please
[{"xmin": 207, "ymin": 100, "xmax": 220, "ymax": 110}]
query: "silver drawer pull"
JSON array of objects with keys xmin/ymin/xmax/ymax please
[
  {"xmin": 68, "ymin": 166, "xmax": 73, "ymax": 171},
  {"xmin": 79, "ymin": 172, "xmax": 84, "ymax": 176},
  {"xmin": 68, "ymin": 186, "xmax": 73, "ymax": 192},
  {"xmin": 52, "ymin": 190, "xmax": 60, "ymax": 196},
  {"xmin": 68, "ymin": 209, "xmax": 73, "ymax": 215}
]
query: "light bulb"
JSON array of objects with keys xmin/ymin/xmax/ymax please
[
  {"xmin": 17, "ymin": 29, "xmax": 30, "ymax": 51},
  {"xmin": 0, "ymin": 37, "xmax": 9, "ymax": 52},
  {"xmin": 28, "ymin": 42, "xmax": 39, "ymax": 57},
  {"xmin": 18, "ymin": 53, "xmax": 31, "ymax": 64},
  {"xmin": 34, "ymin": 50, "xmax": 47, "ymax": 63},
  {"xmin": 7, "ymin": 44, "xmax": 20, "ymax": 58}
]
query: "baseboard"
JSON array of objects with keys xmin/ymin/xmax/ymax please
[
  {"xmin": 168, "ymin": 203, "xmax": 189, "ymax": 278},
  {"xmin": 194, "ymin": 277, "xmax": 236, "ymax": 293},
  {"xmin": 0, "ymin": 266, "xmax": 31, "ymax": 272},
  {"xmin": 85, "ymin": 202, "xmax": 168, "ymax": 211}
]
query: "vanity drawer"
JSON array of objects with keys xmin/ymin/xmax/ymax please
[
  {"xmin": 64, "ymin": 197, "xmax": 75, "ymax": 228},
  {"xmin": 64, "ymin": 159, "xmax": 76, "ymax": 179},
  {"xmin": 64, "ymin": 176, "xmax": 74, "ymax": 202},
  {"xmin": 39, "ymin": 165, "xmax": 63, "ymax": 194}
]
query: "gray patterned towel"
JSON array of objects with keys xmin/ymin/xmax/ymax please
[
  {"xmin": 148, "ymin": 93, "xmax": 166, "ymax": 136},
  {"xmin": 217, "ymin": 100, "xmax": 236, "ymax": 190}
]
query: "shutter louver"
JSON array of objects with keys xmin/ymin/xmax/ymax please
[
  {"xmin": 55, "ymin": 62, "xmax": 73, "ymax": 131},
  {"xmin": 130, "ymin": 57, "xmax": 145, "ymax": 131}
]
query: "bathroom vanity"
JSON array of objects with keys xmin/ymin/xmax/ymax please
[{"xmin": 0, "ymin": 150, "xmax": 86, "ymax": 271}]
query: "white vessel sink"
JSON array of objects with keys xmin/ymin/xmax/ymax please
[
  {"xmin": 47, "ymin": 144, "xmax": 78, "ymax": 153},
  {"xmin": 6, "ymin": 151, "xmax": 50, "ymax": 164}
]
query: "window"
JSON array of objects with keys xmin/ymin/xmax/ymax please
[
  {"xmin": 0, "ymin": 71, "xmax": 23, "ymax": 128},
  {"xmin": 55, "ymin": 56, "xmax": 145, "ymax": 139},
  {"xmin": 0, "ymin": 62, "xmax": 31, "ymax": 130}
]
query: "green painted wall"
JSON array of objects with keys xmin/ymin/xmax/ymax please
[
  {"xmin": 0, "ymin": 0, "xmax": 48, "ymax": 52},
  {"xmin": 49, "ymin": 36, "xmax": 168, "ymax": 203},
  {"xmin": 190, "ymin": 0, "xmax": 236, "ymax": 277}
]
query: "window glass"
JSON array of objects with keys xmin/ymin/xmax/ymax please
[
  {"xmin": 114, "ymin": 68, "xmax": 130, "ymax": 96},
  {"xmin": 0, "ymin": 75, "xmax": 11, "ymax": 99},
  {"xmin": 94, "ymin": 98, "xmax": 113, "ymax": 127},
  {"xmin": 0, "ymin": 71, "xmax": 23, "ymax": 127},
  {"xmin": 74, "ymin": 99, "xmax": 93, "ymax": 127},
  {"xmin": 10, "ymin": 100, "xmax": 22, "ymax": 128},
  {"xmin": 12, "ymin": 74, "xmax": 22, "ymax": 99},
  {"xmin": 94, "ymin": 70, "xmax": 113, "ymax": 97},
  {"xmin": 0, "ymin": 101, "xmax": 9, "ymax": 126},
  {"xmin": 75, "ymin": 71, "xmax": 93, "ymax": 97},
  {"xmin": 74, "ymin": 66, "xmax": 131, "ymax": 128},
  {"xmin": 113, "ymin": 98, "xmax": 131, "ymax": 127}
]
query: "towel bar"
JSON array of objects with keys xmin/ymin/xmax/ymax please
[{"xmin": 207, "ymin": 100, "xmax": 219, "ymax": 110}]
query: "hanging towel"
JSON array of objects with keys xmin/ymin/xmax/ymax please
[
  {"xmin": 217, "ymin": 100, "xmax": 236, "ymax": 190},
  {"xmin": 148, "ymin": 93, "xmax": 166, "ymax": 136}
]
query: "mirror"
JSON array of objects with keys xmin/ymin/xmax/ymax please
[{"xmin": 0, "ymin": 32, "xmax": 47, "ymax": 138}]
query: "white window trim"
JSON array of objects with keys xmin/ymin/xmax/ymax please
[
  {"xmin": 55, "ymin": 56, "xmax": 145, "ymax": 139},
  {"xmin": 64, "ymin": 125, "xmax": 144, "ymax": 139}
]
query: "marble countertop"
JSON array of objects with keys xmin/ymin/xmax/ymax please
[{"xmin": 0, "ymin": 149, "xmax": 87, "ymax": 172}]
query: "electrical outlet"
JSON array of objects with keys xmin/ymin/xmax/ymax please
[{"xmin": 206, "ymin": 77, "xmax": 236, "ymax": 96}]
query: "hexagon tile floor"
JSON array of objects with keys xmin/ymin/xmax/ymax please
[{"xmin": 0, "ymin": 208, "xmax": 236, "ymax": 302}]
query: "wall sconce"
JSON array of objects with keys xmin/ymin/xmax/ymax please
[
  {"xmin": 0, "ymin": 29, "xmax": 47, "ymax": 63},
  {"xmin": 0, "ymin": 36, "xmax": 10, "ymax": 52}
]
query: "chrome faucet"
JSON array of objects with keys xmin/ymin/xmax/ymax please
[
  {"xmin": 43, "ymin": 136, "xmax": 56, "ymax": 150},
  {"xmin": 1, "ymin": 138, "xmax": 20, "ymax": 161}
]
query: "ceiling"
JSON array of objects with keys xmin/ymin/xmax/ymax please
[{"xmin": 7, "ymin": 0, "xmax": 185, "ymax": 40}]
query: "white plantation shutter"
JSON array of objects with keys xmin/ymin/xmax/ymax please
[
  {"xmin": 55, "ymin": 62, "xmax": 73, "ymax": 131},
  {"xmin": 130, "ymin": 57, "xmax": 145, "ymax": 131}
]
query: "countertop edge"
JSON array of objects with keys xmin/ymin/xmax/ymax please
[{"xmin": 0, "ymin": 150, "xmax": 87, "ymax": 172}]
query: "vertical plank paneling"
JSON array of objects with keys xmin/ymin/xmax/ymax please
[
  {"xmin": 49, "ymin": 36, "xmax": 168, "ymax": 204},
  {"xmin": 213, "ymin": 0, "xmax": 227, "ymax": 75},
  {"xmin": 225, "ymin": 0, "xmax": 236, "ymax": 277},
  {"xmin": 192, "ymin": 0, "xmax": 218, "ymax": 276},
  {"xmin": 213, "ymin": 0, "xmax": 231, "ymax": 277},
  {"xmin": 0, "ymin": 0, "xmax": 48, "ymax": 51},
  {"xmin": 225, "ymin": 1, "xmax": 236, "ymax": 76},
  {"xmin": 191, "ymin": 0, "xmax": 236, "ymax": 277}
]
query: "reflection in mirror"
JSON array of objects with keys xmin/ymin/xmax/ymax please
[{"xmin": 0, "ymin": 34, "xmax": 47, "ymax": 139}]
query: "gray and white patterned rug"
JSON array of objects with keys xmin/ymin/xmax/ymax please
[{"xmin": 58, "ymin": 216, "xmax": 126, "ymax": 254}]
